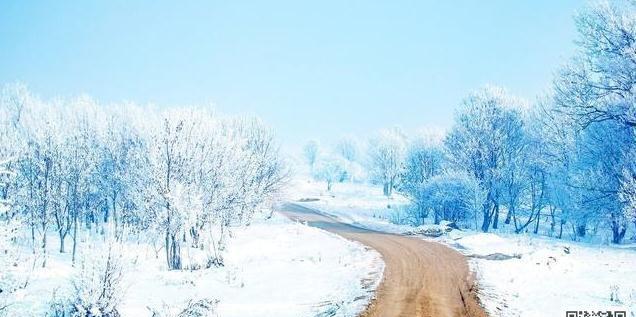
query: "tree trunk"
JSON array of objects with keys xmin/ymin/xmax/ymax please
[
  {"xmin": 549, "ymin": 207, "xmax": 556, "ymax": 237},
  {"xmin": 492, "ymin": 203, "xmax": 500, "ymax": 229},
  {"xmin": 434, "ymin": 208, "xmax": 440, "ymax": 225},
  {"xmin": 417, "ymin": 204, "xmax": 427, "ymax": 225},
  {"xmin": 481, "ymin": 202, "xmax": 492, "ymax": 232},
  {"xmin": 72, "ymin": 208, "xmax": 78, "ymax": 265},
  {"xmin": 167, "ymin": 233, "xmax": 181, "ymax": 270},
  {"xmin": 112, "ymin": 192, "xmax": 119, "ymax": 239},
  {"xmin": 576, "ymin": 224, "xmax": 586, "ymax": 238},
  {"xmin": 611, "ymin": 220, "xmax": 626, "ymax": 244},
  {"xmin": 532, "ymin": 174, "xmax": 545, "ymax": 235},
  {"xmin": 533, "ymin": 209, "xmax": 541, "ymax": 234},
  {"xmin": 31, "ymin": 219, "xmax": 36, "ymax": 254},
  {"xmin": 165, "ymin": 228, "xmax": 171, "ymax": 267},
  {"xmin": 504, "ymin": 204, "xmax": 512, "ymax": 225},
  {"xmin": 103, "ymin": 201, "xmax": 109, "ymax": 224},
  {"xmin": 41, "ymin": 230, "xmax": 47, "ymax": 268},
  {"xmin": 58, "ymin": 232, "xmax": 65, "ymax": 253}
]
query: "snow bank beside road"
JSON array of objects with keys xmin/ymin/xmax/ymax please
[
  {"xmin": 5, "ymin": 213, "xmax": 382, "ymax": 317},
  {"xmin": 452, "ymin": 233, "xmax": 636, "ymax": 317}
]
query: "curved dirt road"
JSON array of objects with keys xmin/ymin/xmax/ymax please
[{"xmin": 280, "ymin": 203, "xmax": 487, "ymax": 317}]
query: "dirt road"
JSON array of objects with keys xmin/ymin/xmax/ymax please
[{"xmin": 280, "ymin": 203, "xmax": 488, "ymax": 317}]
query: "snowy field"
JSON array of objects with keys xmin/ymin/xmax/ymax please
[
  {"xmin": 4, "ymin": 213, "xmax": 383, "ymax": 317},
  {"xmin": 292, "ymin": 179, "xmax": 636, "ymax": 317}
]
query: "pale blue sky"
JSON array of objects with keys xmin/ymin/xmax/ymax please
[{"xmin": 0, "ymin": 1, "xmax": 583, "ymax": 146}]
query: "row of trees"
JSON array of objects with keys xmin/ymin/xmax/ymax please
[
  {"xmin": 303, "ymin": 1, "xmax": 636, "ymax": 244},
  {"xmin": 0, "ymin": 85, "xmax": 287, "ymax": 271}
]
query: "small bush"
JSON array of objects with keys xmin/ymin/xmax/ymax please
[
  {"xmin": 149, "ymin": 298, "xmax": 219, "ymax": 317},
  {"xmin": 48, "ymin": 247, "xmax": 124, "ymax": 317}
]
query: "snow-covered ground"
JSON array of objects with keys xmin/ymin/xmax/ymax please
[
  {"xmin": 292, "ymin": 178, "xmax": 636, "ymax": 317},
  {"xmin": 288, "ymin": 178, "xmax": 411, "ymax": 234},
  {"xmin": 5, "ymin": 213, "xmax": 383, "ymax": 317},
  {"xmin": 450, "ymin": 232, "xmax": 636, "ymax": 317}
]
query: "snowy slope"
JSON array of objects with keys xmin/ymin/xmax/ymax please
[{"xmin": 5, "ymin": 213, "xmax": 383, "ymax": 317}]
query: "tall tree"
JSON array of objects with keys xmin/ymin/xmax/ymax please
[
  {"xmin": 445, "ymin": 86, "xmax": 526, "ymax": 232},
  {"xmin": 554, "ymin": 0, "xmax": 636, "ymax": 243}
]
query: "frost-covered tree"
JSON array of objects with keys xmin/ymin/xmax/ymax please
[
  {"xmin": 538, "ymin": 96, "xmax": 590, "ymax": 238},
  {"xmin": 313, "ymin": 156, "xmax": 347, "ymax": 191},
  {"xmin": 502, "ymin": 106, "xmax": 550, "ymax": 235},
  {"xmin": 368, "ymin": 128, "xmax": 406, "ymax": 197},
  {"xmin": 0, "ymin": 160, "xmax": 19, "ymax": 316},
  {"xmin": 0, "ymin": 160, "xmax": 12, "ymax": 215},
  {"xmin": 46, "ymin": 98, "xmax": 100, "ymax": 259},
  {"xmin": 94, "ymin": 109, "xmax": 146, "ymax": 240},
  {"xmin": 554, "ymin": 1, "xmax": 636, "ymax": 129},
  {"xmin": 0, "ymin": 85, "xmax": 44, "ymax": 255},
  {"xmin": 144, "ymin": 111, "xmax": 211, "ymax": 270},
  {"xmin": 336, "ymin": 136, "xmax": 359, "ymax": 162},
  {"xmin": 619, "ymin": 151, "xmax": 636, "ymax": 232},
  {"xmin": 400, "ymin": 133, "xmax": 445, "ymax": 197},
  {"xmin": 553, "ymin": 0, "xmax": 636, "ymax": 243},
  {"xmin": 22, "ymin": 102, "xmax": 61, "ymax": 267},
  {"xmin": 0, "ymin": 109, "xmax": 20, "ymax": 314},
  {"xmin": 142, "ymin": 111, "xmax": 287, "ymax": 269},
  {"xmin": 197, "ymin": 117, "xmax": 287, "ymax": 265},
  {"xmin": 0, "ymin": 136, "xmax": 16, "ymax": 219},
  {"xmin": 445, "ymin": 86, "xmax": 526, "ymax": 232},
  {"xmin": 0, "ymin": 85, "xmax": 25, "ymax": 217},
  {"xmin": 303, "ymin": 140, "xmax": 319, "ymax": 170},
  {"xmin": 576, "ymin": 121, "xmax": 633, "ymax": 243},
  {"xmin": 412, "ymin": 172, "xmax": 483, "ymax": 225},
  {"xmin": 0, "ymin": 218, "xmax": 19, "ymax": 316}
]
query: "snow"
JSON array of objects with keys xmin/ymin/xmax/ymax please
[
  {"xmin": 287, "ymin": 178, "xmax": 411, "ymax": 234},
  {"xmin": 450, "ymin": 233, "xmax": 523, "ymax": 256},
  {"xmin": 294, "ymin": 179, "xmax": 636, "ymax": 317},
  {"xmin": 4, "ymin": 212, "xmax": 383, "ymax": 317},
  {"xmin": 452, "ymin": 233, "xmax": 636, "ymax": 317}
]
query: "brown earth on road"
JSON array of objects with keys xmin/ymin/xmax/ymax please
[{"xmin": 280, "ymin": 203, "xmax": 488, "ymax": 317}]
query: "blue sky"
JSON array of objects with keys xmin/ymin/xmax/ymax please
[{"xmin": 0, "ymin": 0, "xmax": 583, "ymax": 147}]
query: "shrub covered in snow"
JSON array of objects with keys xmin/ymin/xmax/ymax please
[
  {"xmin": 148, "ymin": 298, "xmax": 219, "ymax": 317},
  {"xmin": 48, "ymin": 247, "xmax": 124, "ymax": 317}
]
